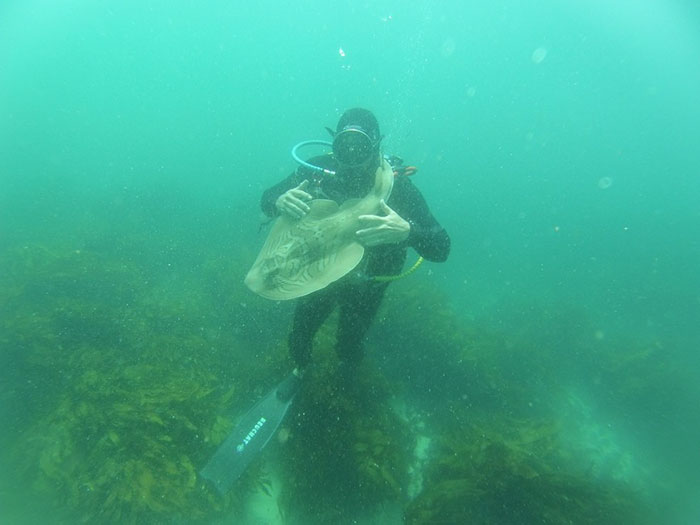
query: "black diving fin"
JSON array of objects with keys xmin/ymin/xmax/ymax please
[{"xmin": 199, "ymin": 371, "xmax": 301, "ymax": 495}]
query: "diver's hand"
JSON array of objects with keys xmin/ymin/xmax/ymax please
[
  {"xmin": 275, "ymin": 180, "xmax": 312, "ymax": 219},
  {"xmin": 356, "ymin": 200, "xmax": 410, "ymax": 247}
]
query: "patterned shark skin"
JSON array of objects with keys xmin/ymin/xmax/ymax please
[{"xmin": 245, "ymin": 160, "xmax": 394, "ymax": 300}]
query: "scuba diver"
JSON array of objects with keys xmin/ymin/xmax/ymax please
[
  {"xmin": 199, "ymin": 108, "xmax": 450, "ymax": 494},
  {"xmin": 260, "ymin": 107, "xmax": 451, "ymax": 378}
]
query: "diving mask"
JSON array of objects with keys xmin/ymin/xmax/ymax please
[{"xmin": 332, "ymin": 126, "xmax": 378, "ymax": 167}]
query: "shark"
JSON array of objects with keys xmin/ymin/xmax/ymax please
[{"xmin": 245, "ymin": 159, "xmax": 394, "ymax": 300}]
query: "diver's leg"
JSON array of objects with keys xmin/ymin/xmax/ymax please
[
  {"xmin": 336, "ymin": 281, "xmax": 389, "ymax": 365},
  {"xmin": 288, "ymin": 289, "xmax": 337, "ymax": 368}
]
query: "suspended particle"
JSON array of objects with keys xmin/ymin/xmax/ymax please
[
  {"xmin": 531, "ymin": 47, "xmax": 548, "ymax": 64},
  {"xmin": 598, "ymin": 177, "xmax": 613, "ymax": 189}
]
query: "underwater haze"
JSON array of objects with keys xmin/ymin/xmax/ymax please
[{"xmin": 2, "ymin": 0, "xmax": 699, "ymax": 523}]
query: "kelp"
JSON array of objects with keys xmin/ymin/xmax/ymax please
[
  {"xmin": 1, "ymin": 242, "xmax": 287, "ymax": 522},
  {"xmin": 0, "ymin": 237, "xmax": 682, "ymax": 523},
  {"xmin": 405, "ymin": 417, "xmax": 652, "ymax": 524},
  {"xmin": 27, "ymin": 357, "xmax": 222, "ymax": 522}
]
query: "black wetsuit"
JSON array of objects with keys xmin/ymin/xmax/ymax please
[{"xmin": 260, "ymin": 155, "xmax": 450, "ymax": 368}]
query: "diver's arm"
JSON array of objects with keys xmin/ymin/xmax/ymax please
[
  {"xmin": 400, "ymin": 179, "xmax": 451, "ymax": 262},
  {"xmin": 356, "ymin": 200, "xmax": 410, "ymax": 246},
  {"xmin": 260, "ymin": 171, "xmax": 307, "ymax": 217},
  {"xmin": 261, "ymin": 156, "xmax": 331, "ymax": 218},
  {"xmin": 275, "ymin": 180, "xmax": 312, "ymax": 219}
]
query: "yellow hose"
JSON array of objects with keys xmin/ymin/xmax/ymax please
[{"xmin": 372, "ymin": 256, "xmax": 424, "ymax": 283}]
